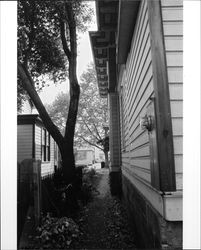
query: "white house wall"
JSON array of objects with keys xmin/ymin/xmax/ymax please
[
  {"xmin": 50, "ymin": 137, "xmax": 55, "ymax": 167},
  {"xmin": 35, "ymin": 124, "xmax": 42, "ymax": 160},
  {"xmin": 41, "ymin": 136, "xmax": 56, "ymax": 177},
  {"xmin": 120, "ymin": 0, "xmax": 154, "ymax": 185},
  {"xmin": 119, "ymin": 0, "xmax": 183, "ymax": 216},
  {"xmin": 161, "ymin": 0, "xmax": 183, "ymax": 191},
  {"xmin": 17, "ymin": 124, "xmax": 33, "ymax": 162},
  {"xmin": 34, "ymin": 124, "xmax": 56, "ymax": 177}
]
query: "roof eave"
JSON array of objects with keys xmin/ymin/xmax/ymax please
[{"xmin": 117, "ymin": 0, "xmax": 141, "ymax": 65}]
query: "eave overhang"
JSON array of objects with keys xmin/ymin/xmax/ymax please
[
  {"xmin": 89, "ymin": 0, "xmax": 118, "ymax": 98},
  {"xmin": 117, "ymin": 0, "xmax": 140, "ymax": 65},
  {"xmin": 18, "ymin": 114, "xmax": 43, "ymax": 127},
  {"xmin": 90, "ymin": 0, "xmax": 140, "ymax": 97}
]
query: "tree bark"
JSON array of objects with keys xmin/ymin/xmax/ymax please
[
  {"xmin": 104, "ymin": 150, "xmax": 109, "ymax": 168},
  {"xmin": 18, "ymin": 1, "xmax": 81, "ymax": 187},
  {"xmin": 18, "ymin": 63, "xmax": 64, "ymax": 150},
  {"xmin": 18, "ymin": 62, "xmax": 79, "ymax": 185}
]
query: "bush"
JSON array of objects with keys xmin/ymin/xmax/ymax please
[
  {"xmin": 41, "ymin": 167, "xmax": 98, "ymax": 217},
  {"xmin": 77, "ymin": 168, "xmax": 98, "ymax": 204}
]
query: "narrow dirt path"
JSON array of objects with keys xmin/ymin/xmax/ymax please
[{"xmin": 73, "ymin": 168, "xmax": 137, "ymax": 249}]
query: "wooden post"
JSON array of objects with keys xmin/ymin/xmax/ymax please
[
  {"xmin": 147, "ymin": 0, "xmax": 176, "ymax": 191},
  {"xmin": 32, "ymin": 160, "xmax": 41, "ymax": 226}
]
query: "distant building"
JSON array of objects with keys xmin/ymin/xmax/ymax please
[
  {"xmin": 94, "ymin": 147, "xmax": 105, "ymax": 163},
  {"xmin": 75, "ymin": 146, "xmax": 95, "ymax": 167}
]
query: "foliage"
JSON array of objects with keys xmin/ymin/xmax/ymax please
[
  {"xmin": 18, "ymin": 0, "xmax": 93, "ymax": 88},
  {"xmin": 18, "ymin": 1, "xmax": 67, "ymax": 88},
  {"xmin": 75, "ymin": 63, "xmax": 109, "ymax": 150},
  {"xmin": 46, "ymin": 92, "xmax": 70, "ymax": 135},
  {"xmin": 46, "ymin": 63, "xmax": 109, "ymax": 151},
  {"xmin": 17, "ymin": 77, "xmax": 27, "ymax": 112},
  {"xmin": 17, "ymin": 0, "xmax": 93, "ymax": 110},
  {"xmin": 35, "ymin": 215, "xmax": 80, "ymax": 249}
]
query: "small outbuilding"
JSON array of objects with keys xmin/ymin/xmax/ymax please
[{"xmin": 17, "ymin": 114, "xmax": 59, "ymax": 177}]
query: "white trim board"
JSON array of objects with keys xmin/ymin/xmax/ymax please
[{"xmin": 122, "ymin": 165, "xmax": 182, "ymax": 221}]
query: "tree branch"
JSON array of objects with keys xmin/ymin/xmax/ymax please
[
  {"xmin": 65, "ymin": 2, "xmax": 77, "ymax": 79},
  {"xmin": 78, "ymin": 135, "xmax": 103, "ymax": 151},
  {"xmin": 92, "ymin": 122, "xmax": 102, "ymax": 140},
  {"xmin": 18, "ymin": 62, "xmax": 64, "ymax": 148},
  {"xmin": 65, "ymin": 2, "xmax": 77, "ymax": 57},
  {"xmin": 78, "ymin": 117, "xmax": 100, "ymax": 142},
  {"xmin": 60, "ymin": 20, "xmax": 71, "ymax": 60}
]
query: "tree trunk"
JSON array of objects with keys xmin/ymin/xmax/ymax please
[
  {"xmin": 18, "ymin": 62, "xmax": 80, "ymax": 186},
  {"xmin": 18, "ymin": 1, "xmax": 81, "ymax": 187},
  {"xmin": 104, "ymin": 150, "xmax": 109, "ymax": 168},
  {"xmin": 60, "ymin": 141, "xmax": 76, "ymax": 184}
]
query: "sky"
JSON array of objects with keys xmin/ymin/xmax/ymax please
[{"xmin": 39, "ymin": 1, "xmax": 97, "ymax": 105}]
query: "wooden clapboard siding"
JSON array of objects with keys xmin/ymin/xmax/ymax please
[
  {"xmin": 17, "ymin": 125, "xmax": 33, "ymax": 162},
  {"xmin": 128, "ymin": 165, "xmax": 151, "ymax": 184},
  {"xmin": 120, "ymin": 0, "xmax": 153, "ymax": 185},
  {"xmin": 161, "ymin": 0, "xmax": 183, "ymax": 7},
  {"xmin": 41, "ymin": 162, "xmax": 52, "ymax": 177},
  {"xmin": 172, "ymin": 118, "xmax": 183, "ymax": 136},
  {"xmin": 41, "ymin": 136, "xmax": 55, "ymax": 176},
  {"xmin": 35, "ymin": 125, "xmax": 42, "ymax": 160},
  {"xmin": 161, "ymin": 0, "xmax": 183, "ymax": 191},
  {"xmin": 50, "ymin": 137, "xmax": 55, "ymax": 167},
  {"xmin": 169, "ymin": 84, "xmax": 183, "ymax": 100}
]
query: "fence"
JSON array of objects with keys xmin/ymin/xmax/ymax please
[{"xmin": 17, "ymin": 159, "xmax": 41, "ymax": 243}]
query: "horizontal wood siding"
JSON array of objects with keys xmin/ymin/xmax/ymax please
[
  {"xmin": 35, "ymin": 125, "xmax": 41, "ymax": 160},
  {"xmin": 161, "ymin": 0, "xmax": 183, "ymax": 191},
  {"xmin": 50, "ymin": 137, "xmax": 55, "ymax": 168},
  {"xmin": 17, "ymin": 125, "xmax": 33, "ymax": 162},
  {"xmin": 41, "ymin": 136, "xmax": 55, "ymax": 177},
  {"xmin": 41, "ymin": 162, "xmax": 52, "ymax": 177},
  {"xmin": 120, "ymin": 0, "xmax": 154, "ymax": 185}
]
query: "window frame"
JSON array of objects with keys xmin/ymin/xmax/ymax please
[{"xmin": 41, "ymin": 128, "xmax": 51, "ymax": 162}]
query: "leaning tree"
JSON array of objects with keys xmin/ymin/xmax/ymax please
[{"xmin": 17, "ymin": 0, "xmax": 93, "ymax": 184}]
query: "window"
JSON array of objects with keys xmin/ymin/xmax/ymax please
[{"xmin": 41, "ymin": 128, "xmax": 50, "ymax": 162}]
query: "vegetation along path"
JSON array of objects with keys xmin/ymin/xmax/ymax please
[{"xmin": 73, "ymin": 168, "xmax": 137, "ymax": 249}]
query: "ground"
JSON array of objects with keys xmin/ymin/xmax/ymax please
[
  {"xmin": 19, "ymin": 167, "xmax": 137, "ymax": 249},
  {"xmin": 72, "ymin": 168, "xmax": 137, "ymax": 249}
]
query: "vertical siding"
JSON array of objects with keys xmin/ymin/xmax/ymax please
[
  {"xmin": 35, "ymin": 125, "xmax": 42, "ymax": 160},
  {"xmin": 17, "ymin": 125, "xmax": 33, "ymax": 162},
  {"xmin": 161, "ymin": 0, "xmax": 183, "ymax": 191},
  {"xmin": 121, "ymin": 0, "xmax": 154, "ymax": 184}
]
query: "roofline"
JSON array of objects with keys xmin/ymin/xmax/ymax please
[
  {"xmin": 17, "ymin": 114, "xmax": 43, "ymax": 126},
  {"xmin": 116, "ymin": 0, "xmax": 141, "ymax": 64}
]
